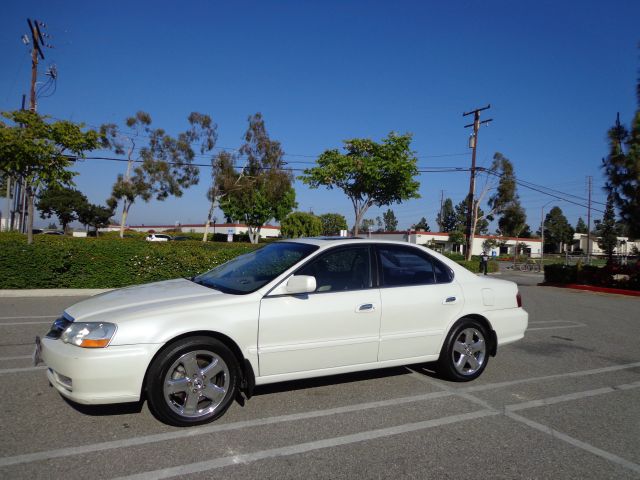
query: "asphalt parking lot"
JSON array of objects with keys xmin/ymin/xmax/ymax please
[{"xmin": 1, "ymin": 274, "xmax": 639, "ymax": 479}]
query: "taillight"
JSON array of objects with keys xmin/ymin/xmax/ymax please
[{"xmin": 516, "ymin": 292, "xmax": 522, "ymax": 308}]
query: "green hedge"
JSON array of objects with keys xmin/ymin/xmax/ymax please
[
  {"xmin": 0, "ymin": 233, "xmax": 260, "ymax": 289},
  {"xmin": 543, "ymin": 264, "xmax": 578, "ymax": 284},
  {"xmin": 544, "ymin": 263, "xmax": 640, "ymax": 290},
  {"xmin": 456, "ymin": 260, "xmax": 499, "ymax": 274}
]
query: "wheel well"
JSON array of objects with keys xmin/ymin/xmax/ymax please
[
  {"xmin": 141, "ymin": 331, "xmax": 255, "ymax": 399},
  {"xmin": 459, "ymin": 314, "xmax": 497, "ymax": 357}
]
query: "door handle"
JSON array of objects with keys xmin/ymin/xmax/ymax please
[
  {"xmin": 443, "ymin": 296, "xmax": 457, "ymax": 304},
  {"xmin": 356, "ymin": 303, "xmax": 376, "ymax": 312}
]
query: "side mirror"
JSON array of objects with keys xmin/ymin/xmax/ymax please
[{"xmin": 285, "ymin": 275, "xmax": 317, "ymax": 294}]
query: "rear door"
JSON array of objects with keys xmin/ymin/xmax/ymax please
[{"xmin": 376, "ymin": 245, "xmax": 463, "ymax": 361}]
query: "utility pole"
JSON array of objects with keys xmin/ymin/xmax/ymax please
[
  {"xmin": 15, "ymin": 19, "xmax": 51, "ymax": 235},
  {"xmin": 462, "ymin": 104, "xmax": 493, "ymax": 260},
  {"xmin": 586, "ymin": 175, "xmax": 592, "ymax": 265},
  {"xmin": 438, "ymin": 190, "xmax": 444, "ymax": 232},
  {"xmin": 27, "ymin": 18, "xmax": 47, "ymax": 112}
]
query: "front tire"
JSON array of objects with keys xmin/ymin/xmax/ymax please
[
  {"xmin": 146, "ymin": 336, "xmax": 239, "ymax": 427},
  {"xmin": 438, "ymin": 318, "xmax": 490, "ymax": 382}
]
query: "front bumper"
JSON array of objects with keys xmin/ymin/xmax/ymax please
[{"xmin": 41, "ymin": 337, "xmax": 161, "ymax": 405}]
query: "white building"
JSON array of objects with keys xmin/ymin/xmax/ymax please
[
  {"xmin": 100, "ymin": 223, "xmax": 281, "ymax": 239},
  {"xmin": 572, "ymin": 233, "xmax": 640, "ymax": 256},
  {"xmin": 365, "ymin": 231, "xmax": 543, "ymax": 257}
]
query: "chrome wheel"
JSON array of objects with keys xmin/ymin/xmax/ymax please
[
  {"xmin": 162, "ymin": 350, "xmax": 230, "ymax": 419},
  {"xmin": 452, "ymin": 328, "xmax": 486, "ymax": 376}
]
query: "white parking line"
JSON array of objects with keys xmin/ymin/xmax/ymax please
[
  {"xmin": 0, "ymin": 366, "xmax": 45, "ymax": 375},
  {"xmin": 0, "ymin": 321, "xmax": 53, "ymax": 326},
  {"xmin": 412, "ymin": 370, "xmax": 640, "ymax": 475},
  {"xmin": 0, "ymin": 390, "xmax": 453, "ymax": 467},
  {"xmin": 527, "ymin": 320, "xmax": 586, "ymax": 331},
  {"xmin": 112, "ymin": 380, "xmax": 640, "ymax": 480},
  {"xmin": 111, "ymin": 410, "xmax": 500, "ymax": 480},
  {"xmin": 462, "ymin": 361, "xmax": 640, "ymax": 393},
  {"xmin": 1, "ymin": 361, "xmax": 639, "ymax": 468},
  {"xmin": 0, "ymin": 355, "xmax": 31, "ymax": 361},
  {"xmin": 505, "ymin": 381, "xmax": 640, "ymax": 411},
  {"xmin": 0, "ymin": 315, "xmax": 57, "ymax": 320},
  {"xmin": 505, "ymin": 411, "xmax": 640, "ymax": 474}
]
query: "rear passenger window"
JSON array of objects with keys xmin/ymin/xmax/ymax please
[{"xmin": 378, "ymin": 246, "xmax": 452, "ymax": 287}]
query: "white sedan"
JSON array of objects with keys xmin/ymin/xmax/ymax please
[
  {"xmin": 37, "ymin": 238, "xmax": 527, "ymax": 426},
  {"xmin": 145, "ymin": 233, "xmax": 172, "ymax": 242}
]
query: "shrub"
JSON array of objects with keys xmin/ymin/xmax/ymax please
[
  {"xmin": 544, "ymin": 264, "xmax": 577, "ymax": 284},
  {"xmin": 544, "ymin": 262, "xmax": 640, "ymax": 291},
  {"xmin": 456, "ymin": 260, "xmax": 499, "ymax": 274},
  {"xmin": 0, "ymin": 233, "xmax": 261, "ymax": 289}
]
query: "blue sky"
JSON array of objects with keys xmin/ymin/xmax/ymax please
[{"xmin": 1, "ymin": 0, "xmax": 638, "ymax": 231}]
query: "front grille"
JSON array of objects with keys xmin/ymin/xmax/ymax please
[{"xmin": 45, "ymin": 315, "xmax": 73, "ymax": 339}]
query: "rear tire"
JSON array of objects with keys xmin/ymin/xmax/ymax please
[
  {"xmin": 146, "ymin": 336, "xmax": 239, "ymax": 427},
  {"xmin": 438, "ymin": 318, "xmax": 490, "ymax": 382}
]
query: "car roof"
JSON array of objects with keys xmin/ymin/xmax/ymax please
[{"xmin": 281, "ymin": 237, "xmax": 423, "ymax": 248}]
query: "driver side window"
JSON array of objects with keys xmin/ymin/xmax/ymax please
[{"xmin": 297, "ymin": 247, "xmax": 372, "ymax": 293}]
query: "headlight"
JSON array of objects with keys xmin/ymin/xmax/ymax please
[{"xmin": 60, "ymin": 323, "xmax": 117, "ymax": 348}]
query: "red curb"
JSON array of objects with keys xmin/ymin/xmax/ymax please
[{"xmin": 539, "ymin": 282, "xmax": 640, "ymax": 297}]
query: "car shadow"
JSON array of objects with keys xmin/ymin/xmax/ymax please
[
  {"xmin": 59, "ymin": 362, "xmax": 446, "ymax": 417},
  {"xmin": 404, "ymin": 362, "xmax": 441, "ymax": 379},
  {"xmin": 252, "ymin": 365, "xmax": 415, "ymax": 397},
  {"xmin": 251, "ymin": 362, "xmax": 443, "ymax": 398},
  {"xmin": 62, "ymin": 396, "xmax": 144, "ymax": 416}
]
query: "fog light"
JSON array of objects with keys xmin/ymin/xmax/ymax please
[{"xmin": 50, "ymin": 368, "xmax": 73, "ymax": 391}]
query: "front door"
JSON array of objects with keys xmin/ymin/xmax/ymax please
[{"xmin": 258, "ymin": 245, "xmax": 381, "ymax": 377}]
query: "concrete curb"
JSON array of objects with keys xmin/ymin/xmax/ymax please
[
  {"xmin": 539, "ymin": 283, "xmax": 640, "ymax": 298},
  {"xmin": 0, "ymin": 289, "xmax": 113, "ymax": 298}
]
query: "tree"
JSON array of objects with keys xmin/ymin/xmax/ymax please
[
  {"xmin": 448, "ymin": 230, "xmax": 465, "ymax": 247},
  {"xmin": 360, "ymin": 218, "xmax": 375, "ymax": 233},
  {"xmin": 0, "ymin": 110, "xmax": 98, "ymax": 244},
  {"xmin": 101, "ymin": 111, "xmax": 217, "ymax": 238},
  {"xmin": 382, "ymin": 209, "xmax": 398, "ymax": 231},
  {"xmin": 602, "ymin": 73, "xmax": 640, "ymax": 237},
  {"xmin": 318, "ymin": 213, "xmax": 348, "ymax": 236},
  {"xmin": 436, "ymin": 198, "xmax": 456, "ymax": 232},
  {"xmin": 218, "ymin": 113, "xmax": 296, "ymax": 243},
  {"xmin": 498, "ymin": 199, "xmax": 527, "ymax": 238},
  {"xmin": 280, "ymin": 212, "xmax": 322, "ymax": 238},
  {"xmin": 36, "ymin": 185, "xmax": 87, "ymax": 233},
  {"xmin": 543, "ymin": 206, "xmax": 574, "ymax": 253},
  {"xmin": 202, "ymin": 151, "xmax": 234, "ymax": 242},
  {"xmin": 481, "ymin": 238, "xmax": 499, "ymax": 253},
  {"xmin": 597, "ymin": 193, "xmax": 618, "ymax": 261},
  {"xmin": 462, "ymin": 152, "xmax": 517, "ymax": 260},
  {"xmin": 519, "ymin": 224, "xmax": 533, "ymax": 238},
  {"xmin": 454, "ymin": 199, "xmax": 489, "ymax": 234},
  {"xmin": 575, "ymin": 217, "xmax": 588, "ymax": 234},
  {"xmin": 413, "ymin": 217, "xmax": 431, "ymax": 232},
  {"xmin": 301, "ymin": 132, "xmax": 420, "ymax": 235},
  {"xmin": 77, "ymin": 202, "xmax": 114, "ymax": 236}
]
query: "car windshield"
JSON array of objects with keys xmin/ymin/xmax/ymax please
[{"xmin": 192, "ymin": 242, "xmax": 318, "ymax": 294}]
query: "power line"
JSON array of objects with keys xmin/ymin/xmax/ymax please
[
  {"xmin": 73, "ymin": 155, "xmax": 471, "ymax": 174},
  {"xmin": 48, "ymin": 115, "xmax": 472, "ymax": 161},
  {"xmin": 481, "ymin": 168, "xmax": 605, "ymax": 215}
]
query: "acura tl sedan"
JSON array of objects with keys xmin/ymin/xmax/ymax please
[{"xmin": 36, "ymin": 238, "xmax": 528, "ymax": 427}]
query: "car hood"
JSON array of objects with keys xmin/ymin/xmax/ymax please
[{"xmin": 65, "ymin": 278, "xmax": 223, "ymax": 322}]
